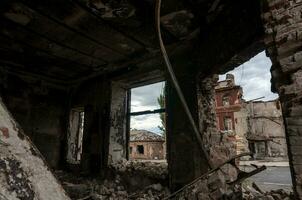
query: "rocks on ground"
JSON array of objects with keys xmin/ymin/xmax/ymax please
[{"xmin": 56, "ymin": 160, "xmax": 169, "ymax": 200}]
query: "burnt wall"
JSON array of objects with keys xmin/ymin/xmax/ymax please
[
  {"xmin": 0, "ymin": 72, "xmax": 68, "ymax": 168},
  {"xmin": 69, "ymin": 76, "xmax": 111, "ymax": 174}
]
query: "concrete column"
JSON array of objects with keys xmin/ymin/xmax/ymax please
[
  {"xmin": 262, "ymin": 0, "xmax": 302, "ymax": 198},
  {"xmin": 166, "ymin": 74, "xmax": 208, "ymax": 192}
]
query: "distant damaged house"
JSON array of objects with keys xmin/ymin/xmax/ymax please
[
  {"xmin": 129, "ymin": 130, "xmax": 166, "ymax": 160},
  {"xmin": 242, "ymin": 100, "xmax": 288, "ymax": 160},
  {"xmin": 215, "ymin": 74, "xmax": 288, "ymax": 161}
]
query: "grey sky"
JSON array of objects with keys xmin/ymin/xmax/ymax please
[
  {"xmin": 219, "ymin": 51, "xmax": 278, "ymax": 101},
  {"xmin": 130, "ymin": 82, "xmax": 165, "ymax": 134},
  {"xmin": 130, "ymin": 51, "xmax": 277, "ymax": 133}
]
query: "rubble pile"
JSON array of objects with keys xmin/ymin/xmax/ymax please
[
  {"xmin": 242, "ymin": 182, "xmax": 294, "ymax": 200},
  {"xmin": 56, "ymin": 160, "xmax": 169, "ymax": 200},
  {"xmin": 111, "ymin": 159, "xmax": 168, "ymax": 179}
]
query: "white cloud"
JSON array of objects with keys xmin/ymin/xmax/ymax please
[
  {"xmin": 130, "ymin": 51, "xmax": 277, "ymax": 133},
  {"xmin": 130, "ymin": 82, "xmax": 165, "ymax": 134},
  {"xmin": 130, "ymin": 114, "xmax": 162, "ymax": 134},
  {"xmin": 219, "ymin": 51, "xmax": 279, "ymax": 101}
]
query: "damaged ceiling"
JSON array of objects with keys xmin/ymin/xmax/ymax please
[{"xmin": 0, "ymin": 0, "xmax": 264, "ymax": 86}]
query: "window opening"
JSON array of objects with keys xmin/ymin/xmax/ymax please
[
  {"xmin": 67, "ymin": 108, "xmax": 84, "ymax": 164},
  {"xmin": 137, "ymin": 145, "xmax": 144, "ymax": 154},
  {"xmin": 128, "ymin": 82, "xmax": 167, "ymax": 161}
]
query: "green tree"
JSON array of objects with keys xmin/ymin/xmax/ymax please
[{"xmin": 157, "ymin": 85, "xmax": 166, "ymax": 136}]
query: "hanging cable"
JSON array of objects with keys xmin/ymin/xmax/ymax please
[{"xmin": 155, "ymin": 0, "xmax": 211, "ymax": 168}]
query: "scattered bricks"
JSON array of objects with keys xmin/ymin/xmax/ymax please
[
  {"xmin": 293, "ymin": 51, "xmax": 302, "ymax": 62},
  {"xmin": 197, "ymin": 192, "xmax": 210, "ymax": 200},
  {"xmin": 207, "ymin": 171, "xmax": 225, "ymax": 192},
  {"xmin": 209, "ymin": 188, "xmax": 225, "ymax": 200}
]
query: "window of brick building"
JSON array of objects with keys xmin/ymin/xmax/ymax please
[
  {"xmin": 222, "ymin": 95, "xmax": 230, "ymax": 106},
  {"xmin": 127, "ymin": 82, "xmax": 167, "ymax": 161},
  {"xmin": 224, "ymin": 117, "xmax": 232, "ymax": 131},
  {"xmin": 137, "ymin": 145, "xmax": 144, "ymax": 154},
  {"xmin": 129, "ymin": 146, "xmax": 133, "ymax": 154}
]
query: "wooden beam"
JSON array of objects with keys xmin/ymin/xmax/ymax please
[
  {"xmin": 2, "ymin": 1, "xmax": 124, "ymax": 63},
  {"xmin": 21, "ymin": 0, "xmax": 145, "ymax": 57},
  {"xmin": 0, "ymin": 18, "xmax": 108, "ymax": 69},
  {"xmin": 0, "ymin": 34, "xmax": 92, "ymax": 80}
]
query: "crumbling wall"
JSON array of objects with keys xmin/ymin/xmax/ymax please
[
  {"xmin": 246, "ymin": 101, "xmax": 287, "ymax": 159},
  {"xmin": 0, "ymin": 73, "xmax": 68, "ymax": 168},
  {"xmin": 198, "ymin": 75, "xmax": 237, "ymax": 167},
  {"xmin": 262, "ymin": 0, "xmax": 302, "ymax": 198},
  {"xmin": 0, "ymin": 97, "xmax": 69, "ymax": 200},
  {"xmin": 234, "ymin": 105, "xmax": 250, "ymax": 157}
]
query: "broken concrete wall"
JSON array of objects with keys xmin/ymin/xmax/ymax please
[
  {"xmin": 246, "ymin": 100, "xmax": 287, "ymax": 160},
  {"xmin": 0, "ymin": 96, "xmax": 69, "ymax": 200},
  {"xmin": 262, "ymin": 0, "xmax": 302, "ymax": 198},
  {"xmin": 198, "ymin": 75, "xmax": 237, "ymax": 167},
  {"xmin": 0, "ymin": 73, "xmax": 68, "ymax": 169}
]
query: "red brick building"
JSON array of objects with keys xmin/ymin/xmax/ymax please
[{"xmin": 215, "ymin": 74, "xmax": 243, "ymax": 132}]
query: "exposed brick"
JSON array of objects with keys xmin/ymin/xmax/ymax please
[
  {"xmin": 286, "ymin": 117, "xmax": 302, "ymax": 126},
  {"xmin": 290, "ymin": 106, "xmax": 302, "ymax": 116},
  {"xmin": 290, "ymin": 146, "xmax": 302, "ymax": 155},
  {"xmin": 292, "ymin": 155, "xmax": 302, "ymax": 165},
  {"xmin": 287, "ymin": 125, "xmax": 302, "ymax": 136}
]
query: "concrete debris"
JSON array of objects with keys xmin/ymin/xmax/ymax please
[
  {"xmin": 111, "ymin": 159, "xmax": 168, "ymax": 180},
  {"xmin": 56, "ymin": 160, "xmax": 169, "ymax": 200},
  {"xmin": 242, "ymin": 183, "xmax": 294, "ymax": 200}
]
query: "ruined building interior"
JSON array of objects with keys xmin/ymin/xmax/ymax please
[{"xmin": 0, "ymin": 0, "xmax": 301, "ymax": 199}]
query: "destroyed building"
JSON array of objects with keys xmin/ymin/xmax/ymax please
[
  {"xmin": 129, "ymin": 130, "xmax": 166, "ymax": 160},
  {"xmin": 215, "ymin": 74, "xmax": 288, "ymax": 161},
  {"xmin": 242, "ymin": 100, "xmax": 288, "ymax": 160},
  {"xmin": 0, "ymin": 0, "xmax": 301, "ymax": 199}
]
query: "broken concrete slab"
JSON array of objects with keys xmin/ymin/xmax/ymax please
[{"xmin": 0, "ymin": 98, "xmax": 70, "ymax": 200}]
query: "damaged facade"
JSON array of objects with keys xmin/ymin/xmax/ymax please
[
  {"xmin": 129, "ymin": 130, "xmax": 166, "ymax": 160},
  {"xmin": 215, "ymin": 74, "xmax": 288, "ymax": 161},
  {"xmin": 0, "ymin": 0, "xmax": 301, "ymax": 199}
]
